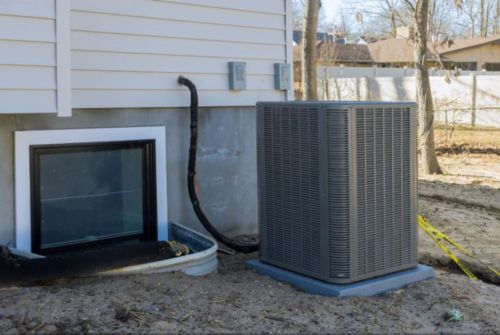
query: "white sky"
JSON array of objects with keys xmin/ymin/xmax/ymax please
[{"xmin": 322, "ymin": 0, "xmax": 343, "ymax": 21}]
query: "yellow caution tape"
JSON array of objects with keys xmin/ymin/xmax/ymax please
[{"xmin": 418, "ymin": 215, "xmax": 500, "ymax": 280}]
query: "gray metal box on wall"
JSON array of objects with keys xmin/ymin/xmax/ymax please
[
  {"xmin": 274, "ymin": 63, "xmax": 291, "ymax": 90},
  {"xmin": 257, "ymin": 101, "xmax": 418, "ymax": 284},
  {"xmin": 228, "ymin": 62, "xmax": 246, "ymax": 90}
]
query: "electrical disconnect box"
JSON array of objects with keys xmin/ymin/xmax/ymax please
[
  {"xmin": 274, "ymin": 63, "xmax": 291, "ymax": 90},
  {"xmin": 228, "ymin": 62, "xmax": 247, "ymax": 90}
]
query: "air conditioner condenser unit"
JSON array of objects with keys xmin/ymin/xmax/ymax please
[{"xmin": 257, "ymin": 101, "xmax": 418, "ymax": 284}]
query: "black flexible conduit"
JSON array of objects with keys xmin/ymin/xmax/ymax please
[{"xmin": 178, "ymin": 76, "xmax": 259, "ymax": 253}]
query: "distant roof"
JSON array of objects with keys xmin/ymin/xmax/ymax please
[
  {"xmin": 318, "ymin": 41, "xmax": 372, "ymax": 63},
  {"xmin": 353, "ymin": 37, "xmax": 368, "ymax": 45},
  {"xmin": 436, "ymin": 35, "xmax": 500, "ymax": 54},
  {"xmin": 293, "ymin": 30, "xmax": 334, "ymax": 44},
  {"xmin": 293, "ymin": 34, "xmax": 500, "ymax": 64},
  {"xmin": 367, "ymin": 38, "xmax": 439, "ymax": 63},
  {"xmin": 293, "ymin": 42, "xmax": 372, "ymax": 63}
]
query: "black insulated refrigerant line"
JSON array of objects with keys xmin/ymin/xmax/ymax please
[{"xmin": 178, "ymin": 75, "xmax": 259, "ymax": 253}]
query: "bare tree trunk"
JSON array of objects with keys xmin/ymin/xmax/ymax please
[
  {"xmin": 479, "ymin": 0, "xmax": 492, "ymax": 37},
  {"xmin": 495, "ymin": 0, "xmax": 500, "ymax": 34},
  {"xmin": 485, "ymin": 0, "xmax": 493, "ymax": 36},
  {"xmin": 390, "ymin": 10, "xmax": 398, "ymax": 37},
  {"xmin": 465, "ymin": 1, "xmax": 476, "ymax": 38},
  {"xmin": 480, "ymin": 0, "xmax": 486, "ymax": 37},
  {"xmin": 413, "ymin": 0, "xmax": 443, "ymax": 175},
  {"xmin": 302, "ymin": 0, "xmax": 321, "ymax": 100}
]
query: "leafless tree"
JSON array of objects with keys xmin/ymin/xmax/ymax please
[
  {"xmin": 293, "ymin": 0, "xmax": 305, "ymax": 30},
  {"xmin": 495, "ymin": 0, "xmax": 500, "ymax": 33},
  {"xmin": 480, "ymin": 0, "xmax": 495, "ymax": 36},
  {"xmin": 461, "ymin": 0, "xmax": 479, "ymax": 37},
  {"xmin": 332, "ymin": 9, "xmax": 354, "ymax": 39},
  {"xmin": 293, "ymin": 0, "xmax": 329, "ymax": 32},
  {"xmin": 428, "ymin": 0, "xmax": 455, "ymax": 41},
  {"xmin": 302, "ymin": 0, "xmax": 321, "ymax": 100},
  {"xmin": 357, "ymin": 0, "xmax": 456, "ymax": 41},
  {"xmin": 408, "ymin": 0, "xmax": 444, "ymax": 174},
  {"xmin": 459, "ymin": 0, "xmax": 498, "ymax": 37},
  {"xmin": 359, "ymin": 0, "xmax": 412, "ymax": 37}
]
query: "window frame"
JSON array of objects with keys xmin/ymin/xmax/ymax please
[{"xmin": 30, "ymin": 140, "xmax": 157, "ymax": 255}]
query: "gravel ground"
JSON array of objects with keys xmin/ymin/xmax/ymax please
[{"xmin": 0, "ymin": 153, "xmax": 498, "ymax": 334}]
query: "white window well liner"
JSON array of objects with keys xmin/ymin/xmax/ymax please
[
  {"xmin": 98, "ymin": 222, "xmax": 219, "ymax": 277},
  {"xmin": 7, "ymin": 222, "xmax": 219, "ymax": 277}
]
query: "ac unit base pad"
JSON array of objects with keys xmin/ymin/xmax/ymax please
[{"xmin": 247, "ymin": 260, "xmax": 434, "ymax": 297}]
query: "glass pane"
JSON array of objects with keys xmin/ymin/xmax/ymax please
[{"xmin": 38, "ymin": 146, "xmax": 145, "ymax": 249}]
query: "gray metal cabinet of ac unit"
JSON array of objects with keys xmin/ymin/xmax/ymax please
[{"xmin": 257, "ymin": 101, "xmax": 418, "ymax": 284}]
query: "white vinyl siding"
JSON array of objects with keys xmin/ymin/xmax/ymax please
[
  {"xmin": 0, "ymin": 0, "xmax": 56, "ymax": 18},
  {"xmin": 70, "ymin": 0, "xmax": 290, "ymax": 108},
  {"xmin": 0, "ymin": 0, "xmax": 70, "ymax": 115},
  {"xmin": 0, "ymin": 0, "xmax": 292, "ymax": 113},
  {"xmin": 0, "ymin": 15, "xmax": 56, "ymax": 42},
  {"xmin": 0, "ymin": 1, "xmax": 57, "ymax": 114}
]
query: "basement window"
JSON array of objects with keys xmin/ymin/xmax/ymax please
[
  {"xmin": 15, "ymin": 127, "xmax": 168, "ymax": 254},
  {"xmin": 485, "ymin": 63, "xmax": 500, "ymax": 71},
  {"xmin": 30, "ymin": 141, "xmax": 157, "ymax": 254}
]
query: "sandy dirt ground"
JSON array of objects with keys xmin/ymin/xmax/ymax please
[
  {"xmin": 0, "ymin": 253, "xmax": 499, "ymax": 334},
  {"xmin": 434, "ymin": 126, "xmax": 500, "ymax": 155},
  {"xmin": 0, "ymin": 153, "xmax": 499, "ymax": 333},
  {"xmin": 418, "ymin": 153, "xmax": 500, "ymax": 284}
]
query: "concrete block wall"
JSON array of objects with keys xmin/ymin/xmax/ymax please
[{"xmin": 0, "ymin": 107, "xmax": 258, "ymax": 246}]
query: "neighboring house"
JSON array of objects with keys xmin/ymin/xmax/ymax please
[
  {"xmin": 368, "ymin": 33, "xmax": 500, "ymax": 70},
  {"xmin": 294, "ymin": 29, "xmax": 500, "ymax": 70},
  {"xmin": 367, "ymin": 38, "xmax": 440, "ymax": 68},
  {"xmin": 365, "ymin": 26, "xmax": 440, "ymax": 67},
  {"xmin": 316, "ymin": 42, "xmax": 373, "ymax": 66},
  {"xmin": 293, "ymin": 35, "xmax": 372, "ymax": 86},
  {"xmin": 293, "ymin": 30, "xmax": 349, "ymax": 44},
  {"xmin": 437, "ymin": 35, "xmax": 500, "ymax": 71},
  {"xmin": 294, "ymin": 41, "xmax": 374, "ymax": 69},
  {"xmin": 293, "ymin": 27, "xmax": 439, "ymax": 69},
  {"xmin": 0, "ymin": 0, "xmax": 293, "ymax": 253},
  {"xmin": 293, "ymin": 41, "xmax": 372, "ymax": 93},
  {"xmin": 292, "ymin": 30, "xmax": 334, "ymax": 45}
]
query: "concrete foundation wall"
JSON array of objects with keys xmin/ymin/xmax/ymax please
[{"xmin": 0, "ymin": 107, "xmax": 258, "ymax": 246}]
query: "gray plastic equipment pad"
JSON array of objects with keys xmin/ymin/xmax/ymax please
[{"xmin": 247, "ymin": 259, "xmax": 434, "ymax": 297}]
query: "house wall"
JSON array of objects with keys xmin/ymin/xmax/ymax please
[
  {"xmin": 0, "ymin": 0, "xmax": 293, "ymax": 245},
  {"xmin": 442, "ymin": 43, "xmax": 500, "ymax": 69},
  {"xmin": 70, "ymin": 0, "xmax": 291, "ymax": 109},
  {"xmin": 0, "ymin": 107, "xmax": 259, "ymax": 246},
  {"xmin": 0, "ymin": 0, "xmax": 60, "ymax": 114},
  {"xmin": 0, "ymin": 0, "xmax": 293, "ymax": 114}
]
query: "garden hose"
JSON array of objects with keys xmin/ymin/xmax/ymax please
[{"xmin": 178, "ymin": 75, "xmax": 259, "ymax": 253}]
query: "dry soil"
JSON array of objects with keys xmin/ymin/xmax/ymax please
[{"xmin": 0, "ymin": 253, "xmax": 499, "ymax": 334}]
